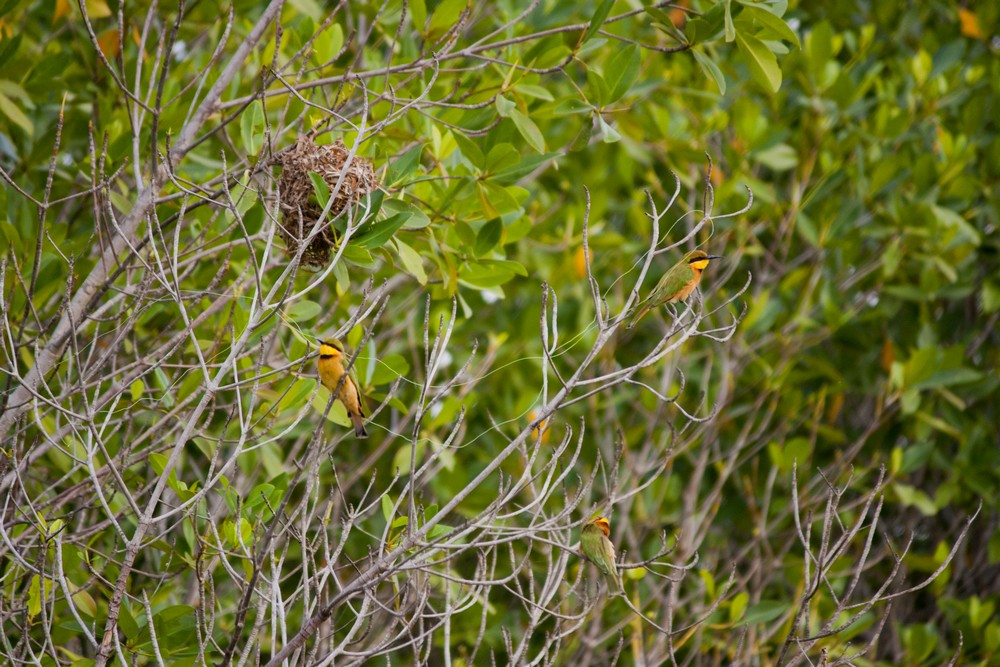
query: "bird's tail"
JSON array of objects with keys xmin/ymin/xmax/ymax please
[
  {"xmin": 351, "ymin": 413, "xmax": 368, "ymax": 439},
  {"xmin": 608, "ymin": 571, "xmax": 623, "ymax": 595},
  {"xmin": 626, "ymin": 305, "xmax": 650, "ymax": 329}
]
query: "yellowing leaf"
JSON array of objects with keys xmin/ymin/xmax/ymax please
[
  {"xmin": 0, "ymin": 92, "xmax": 33, "ymax": 137},
  {"xmin": 86, "ymin": 0, "xmax": 112, "ymax": 18},
  {"xmin": 736, "ymin": 32, "xmax": 781, "ymax": 93},
  {"xmin": 54, "ymin": 0, "xmax": 73, "ymax": 22},
  {"xmin": 958, "ymin": 8, "xmax": 983, "ymax": 39},
  {"xmin": 395, "ymin": 239, "xmax": 428, "ymax": 285}
]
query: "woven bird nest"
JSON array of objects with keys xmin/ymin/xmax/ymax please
[{"xmin": 276, "ymin": 137, "xmax": 378, "ymax": 269}]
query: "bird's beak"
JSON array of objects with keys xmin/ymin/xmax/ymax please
[{"xmin": 707, "ymin": 255, "xmax": 724, "ymax": 260}]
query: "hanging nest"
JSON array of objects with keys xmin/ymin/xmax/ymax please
[{"xmin": 275, "ymin": 137, "xmax": 378, "ymax": 269}]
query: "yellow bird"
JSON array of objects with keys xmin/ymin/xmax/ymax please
[
  {"xmin": 317, "ymin": 339, "xmax": 368, "ymax": 438},
  {"xmin": 627, "ymin": 249, "xmax": 723, "ymax": 328}
]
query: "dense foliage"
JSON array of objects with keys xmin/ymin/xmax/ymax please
[{"xmin": 1, "ymin": 1, "xmax": 997, "ymax": 665}]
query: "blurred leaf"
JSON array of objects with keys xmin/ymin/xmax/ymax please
[
  {"xmin": 753, "ymin": 144, "xmax": 798, "ymax": 171},
  {"xmin": 744, "ymin": 600, "xmax": 789, "ymax": 625},
  {"xmin": 894, "ymin": 484, "xmax": 939, "ymax": 516},
  {"xmin": 426, "ymin": 0, "xmax": 467, "ymax": 39},
  {"xmin": 0, "ymin": 92, "xmax": 33, "ymax": 137}
]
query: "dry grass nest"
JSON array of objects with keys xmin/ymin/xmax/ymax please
[{"xmin": 275, "ymin": 137, "xmax": 378, "ymax": 269}]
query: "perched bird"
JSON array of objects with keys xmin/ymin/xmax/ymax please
[
  {"xmin": 580, "ymin": 516, "xmax": 622, "ymax": 594},
  {"xmin": 627, "ymin": 249, "xmax": 723, "ymax": 328},
  {"xmin": 317, "ymin": 339, "xmax": 368, "ymax": 438}
]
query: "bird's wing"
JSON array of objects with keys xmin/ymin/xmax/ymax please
[
  {"xmin": 349, "ymin": 367, "xmax": 366, "ymax": 416},
  {"xmin": 648, "ymin": 264, "xmax": 691, "ymax": 303}
]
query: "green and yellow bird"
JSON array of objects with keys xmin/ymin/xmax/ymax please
[
  {"xmin": 627, "ymin": 249, "xmax": 723, "ymax": 328},
  {"xmin": 317, "ymin": 339, "xmax": 368, "ymax": 438},
  {"xmin": 580, "ymin": 516, "xmax": 622, "ymax": 594}
]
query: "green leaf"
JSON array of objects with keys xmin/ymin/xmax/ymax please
[
  {"xmin": 381, "ymin": 494, "xmax": 394, "ymax": 522},
  {"xmin": 313, "ymin": 23, "xmax": 344, "ymax": 64},
  {"xmin": 738, "ymin": 5, "xmax": 801, "ymax": 49},
  {"xmin": 552, "ymin": 98, "xmax": 593, "ymax": 116},
  {"xmin": 28, "ymin": 575, "xmax": 42, "ymax": 619},
  {"xmin": 452, "ymin": 132, "xmax": 485, "ymax": 169},
  {"xmin": 0, "ymin": 92, "xmax": 33, "ymax": 137},
  {"xmin": 491, "ymin": 153, "xmax": 560, "ymax": 184},
  {"xmin": 729, "ymin": 592, "xmax": 749, "ymax": 623},
  {"xmin": 245, "ymin": 484, "xmax": 275, "ymax": 509},
  {"xmin": 484, "ymin": 144, "xmax": 520, "ymax": 173},
  {"xmin": 515, "ymin": 83, "xmax": 554, "ymax": 101},
  {"xmin": 744, "ymin": 600, "xmax": 789, "ymax": 625},
  {"xmin": 475, "ymin": 218, "xmax": 504, "ymax": 257},
  {"xmin": 387, "ymin": 144, "xmax": 425, "ymax": 185},
  {"xmin": 735, "ymin": 32, "xmax": 782, "ymax": 92},
  {"xmin": 753, "ymin": 144, "xmax": 798, "ymax": 171},
  {"xmin": 478, "ymin": 182, "xmax": 522, "ymax": 217},
  {"xmin": 341, "ymin": 244, "xmax": 374, "ymax": 267},
  {"xmin": 598, "ymin": 115, "xmax": 621, "ymax": 143},
  {"xmin": 724, "ymin": 0, "xmax": 736, "ymax": 42},
  {"xmin": 894, "ymin": 483, "xmax": 939, "ymax": 516},
  {"xmin": 240, "ymin": 103, "xmax": 265, "ymax": 156},
  {"xmin": 509, "ymin": 109, "xmax": 545, "ymax": 152},
  {"xmin": 285, "ymin": 300, "xmax": 322, "ymax": 322},
  {"xmin": 495, "ymin": 95, "xmax": 516, "ymax": 117},
  {"xmin": 352, "ymin": 212, "xmax": 409, "ymax": 249},
  {"xmin": 583, "ymin": 0, "xmax": 616, "ymax": 44},
  {"xmin": 395, "ymin": 239, "xmax": 428, "ymax": 285},
  {"xmin": 605, "ymin": 44, "xmax": 640, "ymax": 103},
  {"xmin": 368, "ymin": 353, "xmax": 411, "ymax": 385},
  {"xmin": 409, "ymin": 0, "xmax": 427, "ymax": 27},
  {"xmin": 586, "ymin": 69, "xmax": 610, "ymax": 107},
  {"xmin": 911, "ymin": 367, "xmax": 983, "ymax": 391},
  {"xmin": 427, "ymin": 0, "xmax": 467, "ymax": 39},
  {"xmin": 383, "ymin": 198, "xmax": 432, "ymax": 229},
  {"xmin": 983, "ymin": 282, "xmax": 1000, "ymax": 313},
  {"xmin": 150, "ymin": 452, "xmax": 168, "ymax": 476},
  {"xmin": 308, "ymin": 172, "xmax": 330, "ymax": 208},
  {"xmin": 0, "ymin": 34, "xmax": 22, "ymax": 70},
  {"xmin": 930, "ymin": 204, "xmax": 980, "ymax": 245},
  {"xmin": 691, "ymin": 49, "xmax": 726, "ymax": 95},
  {"xmin": 460, "ymin": 262, "xmax": 515, "ymax": 288}
]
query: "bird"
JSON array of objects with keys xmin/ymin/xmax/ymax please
[
  {"xmin": 317, "ymin": 339, "xmax": 368, "ymax": 438},
  {"xmin": 580, "ymin": 515, "xmax": 622, "ymax": 594},
  {"xmin": 626, "ymin": 249, "xmax": 723, "ymax": 328}
]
